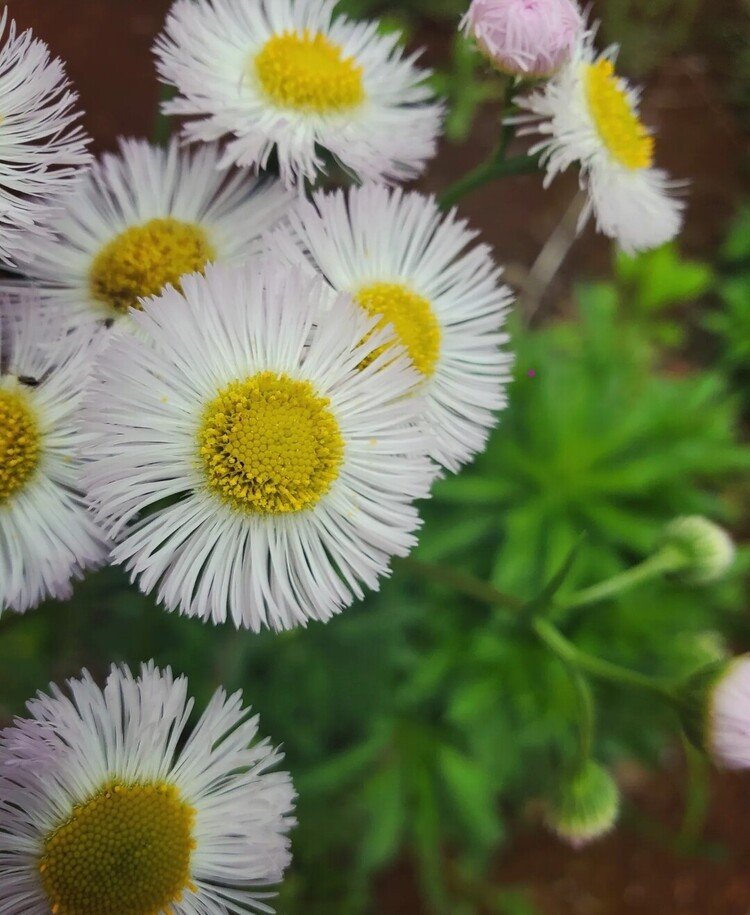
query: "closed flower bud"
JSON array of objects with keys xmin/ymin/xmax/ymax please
[
  {"xmin": 660, "ymin": 516, "xmax": 735, "ymax": 585},
  {"xmin": 461, "ymin": 0, "xmax": 583, "ymax": 78},
  {"xmin": 678, "ymin": 656, "xmax": 750, "ymax": 770},
  {"xmin": 546, "ymin": 761, "xmax": 619, "ymax": 848}
]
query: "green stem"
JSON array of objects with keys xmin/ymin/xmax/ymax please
[
  {"xmin": 559, "ymin": 548, "xmax": 685, "ymax": 613},
  {"xmin": 398, "ymin": 557, "xmax": 524, "ymax": 612},
  {"xmin": 566, "ymin": 665, "xmax": 595, "ymax": 770},
  {"xmin": 439, "ymin": 153, "xmax": 540, "ymax": 211},
  {"xmin": 533, "ymin": 618, "xmax": 675, "ymax": 698}
]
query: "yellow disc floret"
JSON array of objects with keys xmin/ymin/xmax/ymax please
[
  {"xmin": 584, "ymin": 59, "xmax": 654, "ymax": 171},
  {"xmin": 254, "ymin": 30, "xmax": 365, "ymax": 113},
  {"xmin": 89, "ymin": 217, "xmax": 216, "ymax": 315},
  {"xmin": 198, "ymin": 371, "xmax": 345, "ymax": 515},
  {"xmin": 0, "ymin": 385, "xmax": 40, "ymax": 504},
  {"xmin": 355, "ymin": 282, "xmax": 442, "ymax": 377},
  {"xmin": 39, "ymin": 781, "xmax": 196, "ymax": 915}
]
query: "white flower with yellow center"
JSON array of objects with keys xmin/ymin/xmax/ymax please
[
  {"xmin": 153, "ymin": 0, "xmax": 443, "ymax": 187},
  {"xmin": 271, "ymin": 184, "xmax": 514, "ymax": 472},
  {"xmin": 515, "ymin": 33, "xmax": 684, "ymax": 253},
  {"xmin": 0, "ymin": 11, "xmax": 91, "ymax": 262},
  {"xmin": 84, "ymin": 259, "xmax": 434, "ymax": 631},
  {"xmin": 0, "ymin": 663, "xmax": 295, "ymax": 915},
  {"xmin": 0, "ymin": 300, "xmax": 107, "ymax": 616},
  {"xmin": 9, "ymin": 138, "xmax": 294, "ymax": 328}
]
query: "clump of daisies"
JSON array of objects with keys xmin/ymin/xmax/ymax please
[
  {"xmin": 153, "ymin": 0, "xmax": 443, "ymax": 187},
  {"xmin": 0, "ymin": 298, "xmax": 108, "ymax": 615},
  {"xmin": 8, "ymin": 138, "xmax": 294, "ymax": 329},
  {"xmin": 0, "ymin": 10, "xmax": 91, "ymax": 261},
  {"xmin": 0, "ymin": 663, "xmax": 295, "ymax": 914}
]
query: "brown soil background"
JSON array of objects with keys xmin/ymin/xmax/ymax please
[{"xmin": 9, "ymin": 2, "xmax": 750, "ymax": 912}]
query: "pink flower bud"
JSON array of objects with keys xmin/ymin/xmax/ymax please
[{"xmin": 462, "ymin": 0, "xmax": 583, "ymax": 78}]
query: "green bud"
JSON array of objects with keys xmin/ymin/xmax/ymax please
[
  {"xmin": 660, "ymin": 516, "xmax": 735, "ymax": 585},
  {"xmin": 546, "ymin": 761, "xmax": 619, "ymax": 848}
]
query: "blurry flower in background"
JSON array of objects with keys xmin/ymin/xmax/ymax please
[
  {"xmin": 678, "ymin": 656, "xmax": 750, "ymax": 771},
  {"xmin": 271, "ymin": 184, "xmax": 514, "ymax": 472},
  {"xmin": 515, "ymin": 31, "xmax": 684, "ymax": 253},
  {"xmin": 84, "ymin": 260, "xmax": 435, "ymax": 631},
  {"xmin": 0, "ymin": 10, "xmax": 91, "ymax": 262},
  {"xmin": 7, "ymin": 138, "xmax": 293, "ymax": 329},
  {"xmin": 153, "ymin": 0, "xmax": 443, "ymax": 187},
  {"xmin": 546, "ymin": 760, "xmax": 620, "ymax": 848},
  {"xmin": 462, "ymin": 0, "xmax": 583, "ymax": 78},
  {"xmin": 0, "ymin": 299, "xmax": 107, "ymax": 616},
  {"xmin": 0, "ymin": 663, "xmax": 295, "ymax": 914},
  {"xmin": 660, "ymin": 515, "xmax": 736, "ymax": 585}
]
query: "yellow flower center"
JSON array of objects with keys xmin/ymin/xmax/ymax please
[
  {"xmin": 0, "ymin": 385, "xmax": 40, "ymax": 504},
  {"xmin": 39, "ymin": 781, "xmax": 197, "ymax": 915},
  {"xmin": 355, "ymin": 282, "xmax": 442, "ymax": 377},
  {"xmin": 198, "ymin": 372, "xmax": 345, "ymax": 514},
  {"xmin": 89, "ymin": 217, "xmax": 216, "ymax": 315},
  {"xmin": 584, "ymin": 59, "xmax": 654, "ymax": 170},
  {"xmin": 254, "ymin": 30, "xmax": 365, "ymax": 113}
]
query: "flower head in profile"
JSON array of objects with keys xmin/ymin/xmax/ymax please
[
  {"xmin": 678, "ymin": 656, "xmax": 750, "ymax": 771},
  {"xmin": 515, "ymin": 30, "xmax": 684, "ymax": 253},
  {"xmin": 84, "ymin": 259, "xmax": 435, "ymax": 631},
  {"xmin": 660, "ymin": 516, "xmax": 735, "ymax": 585},
  {"xmin": 0, "ymin": 299, "xmax": 107, "ymax": 616},
  {"xmin": 271, "ymin": 184, "xmax": 514, "ymax": 472},
  {"xmin": 9, "ymin": 138, "xmax": 294, "ymax": 329},
  {"xmin": 154, "ymin": 0, "xmax": 443, "ymax": 187},
  {"xmin": 0, "ymin": 663, "xmax": 295, "ymax": 914},
  {"xmin": 462, "ymin": 0, "xmax": 583, "ymax": 78},
  {"xmin": 0, "ymin": 10, "xmax": 91, "ymax": 261}
]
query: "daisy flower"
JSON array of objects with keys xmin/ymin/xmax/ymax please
[
  {"xmin": 270, "ymin": 184, "xmax": 514, "ymax": 472},
  {"xmin": 10, "ymin": 137, "xmax": 294, "ymax": 328},
  {"xmin": 84, "ymin": 259, "xmax": 434, "ymax": 631},
  {"xmin": 0, "ymin": 662, "xmax": 295, "ymax": 914},
  {"xmin": 0, "ymin": 10, "xmax": 91, "ymax": 262},
  {"xmin": 0, "ymin": 298, "xmax": 107, "ymax": 616},
  {"xmin": 515, "ymin": 31, "xmax": 684, "ymax": 253},
  {"xmin": 153, "ymin": 0, "xmax": 443, "ymax": 187}
]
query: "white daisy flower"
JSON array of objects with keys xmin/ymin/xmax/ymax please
[
  {"xmin": 0, "ymin": 662, "xmax": 295, "ymax": 915},
  {"xmin": 153, "ymin": 0, "xmax": 443, "ymax": 187},
  {"xmin": 515, "ymin": 32, "xmax": 684, "ymax": 254},
  {"xmin": 0, "ymin": 298, "xmax": 108, "ymax": 616},
  {"xmin": 0, "ymin": 10, "xmax": 91, "ymax": 262},
  {"xmin": 9, "ymin": 137, "xmax": 294, "ymax": 328},
  {"xmin": 270, "ymin": 184, "xmax": 514, "ymax": 472},
  {"xmin": 84, "ymin": 259, "xmax": 434, "ymax": 631}
]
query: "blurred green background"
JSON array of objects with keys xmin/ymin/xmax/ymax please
[{"xmin": 5, "ymin": 0, "xmax": 750, "ymax": 912}]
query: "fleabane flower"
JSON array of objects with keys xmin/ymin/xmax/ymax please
[
  {"xmin": 0, "ymin": 10, "xmax": 91, "ymax": 262},
  {"xmin": 0, "ymin": 663, "xmax": 295, "ymax": 915},
  {"xmin": 677, "ymin": 656, "xmax": 750, "ymax": 770},
  {"xmin": 9, "ymin": 138, "xmax": 294, "ymax": 329},
  {"xmin": 270, "ymin": 184, "xmax": 513, "ymax": 472},
  {"xmin": 84, "ymin": 259, "xmax": 434, "ymax": 631},
  {"xmin": 153, "ymin": 0, "xmax": 443, "ymax": 187},
  {"xmin": 0, "ymin": 299, "xmax": 107, "ymax": 616},
  {"xmin": 462, "ymin": 0, "xmax": 583, "ymax": 78},
  {"xmin": 545, "ymin": 761, "xmax": 620, "ymax": 848},
  {"xmin": 515, "ymin": 32, "xmax": 684, "ymax": 253},
  {"xmin": 660, "ymin": 516, "xmax": 735, "ymax": 585}
]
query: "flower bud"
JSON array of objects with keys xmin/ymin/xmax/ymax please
[
  {"xmin": 678, "ymin": 655, "xmax": 750, "ymax": 769},
  {"xmin": 461, "ymin": 0, "xmax": 583, "ymax": 79},
  {"xmin": 660, "ymin": 516, "xmax": 735, "ymax": 585},
  {"xmin": 546, "ymin": 761, "xmax": 619, "ymax": 848}
]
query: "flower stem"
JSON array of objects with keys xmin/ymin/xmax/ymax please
[
  {"xmin": 438, "ymin": 152, "xmax": 540, "ymax": 211},
  {"xmin": 533, "ymin": 617, "xmax": 675, "ymax": 698},
  {"xmin": 398, "ymin": 557, "xmax": 524, "ymax": 612},
  {"xmin": 559, "ymin": 548, "xmax": 685, "ymax": 614}
]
